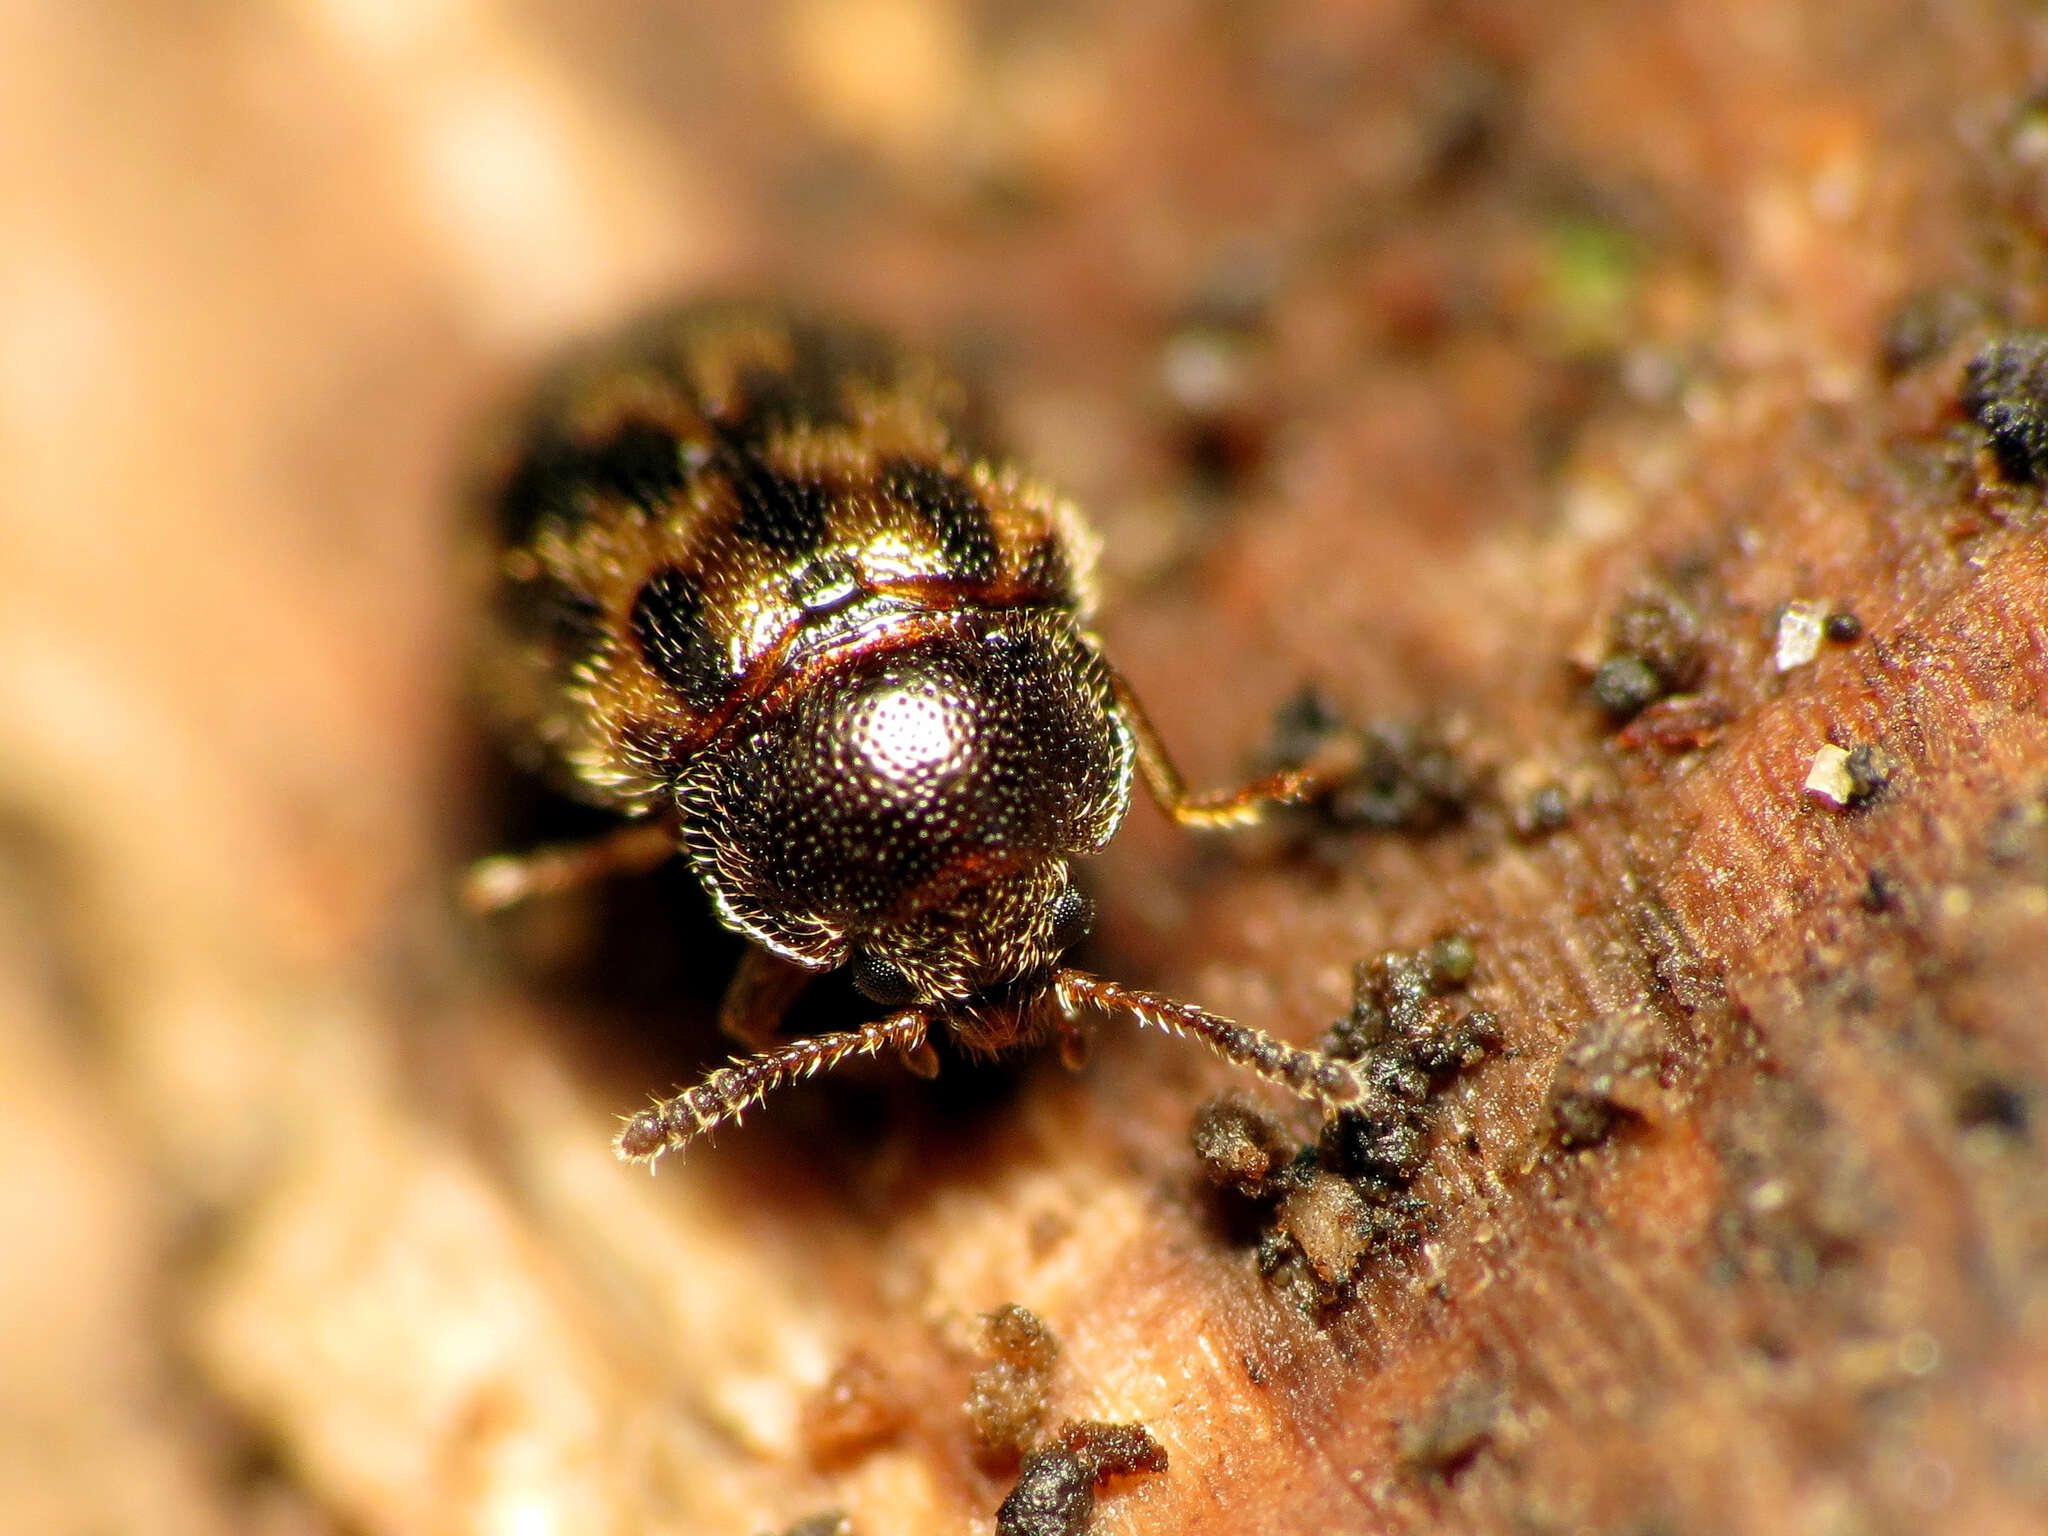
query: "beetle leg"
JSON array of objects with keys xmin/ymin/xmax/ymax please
[
  {"xmin": 615, "ymin": 1007, "xmax": 933, "ymax": 1163},
  {"xmin": 1106, "ymin": 667, "xmax": 1361, "ymax": 830},
  {"xmin": 1053, "ymin": 969, "xmax": 1393, "ymax": 1117},
  {"xmin": 718, "ymin": 945, "xmax": 819, "ymax": 1051},
  {"xmin": 462, "ymin": 816, "xmax": 678, "ymax": 913}
]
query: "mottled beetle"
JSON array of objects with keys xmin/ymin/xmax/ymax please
[{"xmin": 468, "ymin": 301, "xmax": 1387, "ymax": 1162}]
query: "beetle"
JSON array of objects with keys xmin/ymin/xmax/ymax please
[{"xmin": 466, "ymin": 301, "xmax": 1387, "ymax": 1161}]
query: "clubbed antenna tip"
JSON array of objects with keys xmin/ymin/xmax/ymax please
[
  {"xmin": 1051, "ymin": 970, "xmax": 1391, "ymax": 1116},
  {"xmin": 614, "ymin": 1007, "xmax": 933, "ymax": 1164}
]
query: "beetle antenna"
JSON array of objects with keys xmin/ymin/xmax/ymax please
[
  {"xmin": 1052, "ymin": 970, "xmax": 1393, "ymax": 1116},
  {"xmin": 615, "ymin": 1007, "xmax": 932, "ymax": 1163}
]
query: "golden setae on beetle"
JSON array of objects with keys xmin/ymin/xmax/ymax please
[{"xmin": 468, "ymin": 301, "xmax": 1386, "ymax": 1162}]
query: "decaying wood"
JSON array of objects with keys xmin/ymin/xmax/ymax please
[{"xmin": 2, "ymin": 3, "xmax": 2045, "ymax": 1534}]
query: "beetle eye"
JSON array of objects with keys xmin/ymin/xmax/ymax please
[
  {"xmin": 850, "ymin": 950, "xmax": 920, "ymax": 1007},
  {"xmin": 1048, "ymin": 887, "xmax": 1093, "ymax": 952}
]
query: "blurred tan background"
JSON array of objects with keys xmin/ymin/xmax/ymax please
[{"xmin": 4, "ymin": 3, "xmax": 2048, "ymax": 1534}]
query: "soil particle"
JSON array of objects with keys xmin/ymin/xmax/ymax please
[
  {"xmin": 1960, "ymin": 330, "xmax": 2048, "ymax": 483},
  {"xmin": 1274, "ymin": 1172, "xmax": 1376, "ymax": 1287},
  {"xmin": 1859, "ymin": 866, "xmax": 1902, "ymax": 914},
  {"xmin": 1265, "ymin": 688, "xmax": 1479, "ymax": 834},
  {"xmin": 968, "ymin": 1304, "xmax": 1061, "ymax": 1469},
  {"xmin": 1512, "ymin": 780, "xmax": 1574, "ymax": 837},
  {"xmin": 766, "ymin": 1516, "xmax": 853, "ymax": 1536},
  {"xmin": 1985, "ymin": 793, "xmax": 2047, "ymax": 866},
  {"xmin": 1197, "ymin": 944, "xmax": 1500, "ymax": 1313},
  {"xmin": 994, "ymin": 1420, "xmax": 1168, "ymax": 1536},
  {"xmin": 1879, "ymin": 286, "xmax": 1986, "ymax": 379},
  {"xmin": 1598, "ymin": 589, "xmax": 1708, "ymax": 717},
  {"xmin": 1590, "ymin": 653, "xmax": 1668, "ymax": 721},
  {"xmin": 799, "ymin": 1352, "xmax": 909, "ymax": 1470},
  {"xmin": 1807, "ymin": 743, "xmax": 1898, "ymax": 810},
  {"xmin": 1189, "ymin": 1097, "xmax": 1294, "ymax": 1196},
  {"xmin": 1953, "ymin": 1076, "xmax": 2030, "ymax": 1139},
  {"xmin": 1547, "ymin": 1008, "xmax": 1670, "ymax": 1149},
  {"xmin": 1613, "ymin": 693, "xmax": 1732, "ymax": 753},
  {"xmin": 1396, "ymin": 1369, "xmax": 1505, "ymax": 1481}
]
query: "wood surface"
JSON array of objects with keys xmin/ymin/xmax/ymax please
[{"xmin": 2, "ymin": 3, "xmax": 2044, "ymax": 1534}]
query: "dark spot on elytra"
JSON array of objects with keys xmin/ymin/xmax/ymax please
[
  {"xmin": 495, "ymin": 449, "xmax": 559, "ymax": 548},
  {"xmin": 495, "ymin": 419, "xmax": 689, "ymax": 544},
  {"xmin": 715, "ymin": 319, "xmax": 903, "ymax": 444},
  {"xmin": 882, "ymin": 457, "xmax": 1001, "ymax": 582},
  {"xmin": 631, "ymin": 566, "xmax": 729, "ymax": 711},
  {"xmin": 722, "ymin": 454, "xmax": 834, "ymax": 557},
  {"xmin": 1014, "ymin": 535, "xmax": 1071, "ymax": 596},
  {"xmin": 580, "ymin": 420, "xmax": 689, "ymax": 510}
]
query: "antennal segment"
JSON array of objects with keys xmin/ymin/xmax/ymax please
[
  {"xmin": 1053, "ymin": 970, "xmax": 1391, "ymax": 1116},
  {"xmin": 616, "ymin": 1007, "xmax": 933, "ymax": 1162}
]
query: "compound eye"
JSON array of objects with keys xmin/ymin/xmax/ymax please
[
  {"xmin": 850, "ymin": 950, "xmax": 920, "ymax": 1007},
  {"xmin": 1048, "ymin": 887, "xmax": 1094, "ymax": 953}
]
